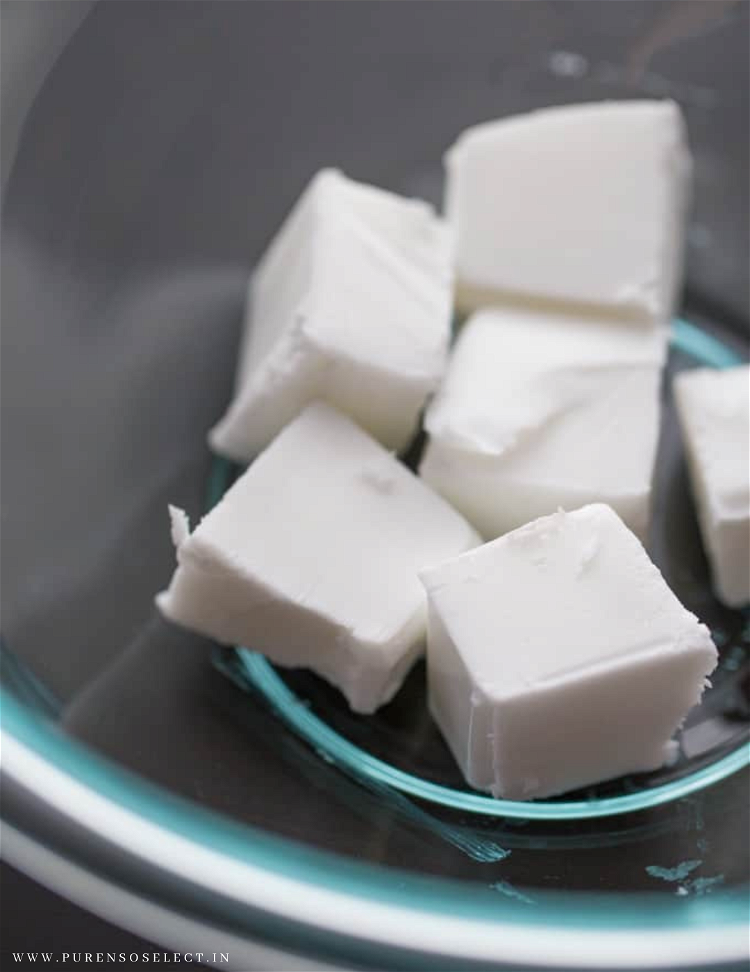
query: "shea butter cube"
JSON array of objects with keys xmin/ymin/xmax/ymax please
[
  {"xmin": 420, "ymin": 307, "xmax": 668, "ymax": 540},
  {"xmin": 674, "ymin": 365, "xmax": 750, "ymax": 607},
  {"xmin": 446, "ymin": 101, "xmax": 691, "ymax": 322},
  {"xmin": 209, "ymin": 169, "xmax": 453, "ymax": 462},
  {"xmin": 158, "ymin": 403, "xmax": 479, "ymax": 713},
  {"xmin": 421, "ymin": 504, "xmax": 717, "ymax": 800}
]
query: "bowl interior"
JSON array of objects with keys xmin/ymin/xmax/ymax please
[{"xmin": 2, "ymin": 0, "xmax": 748, "ymax": 948}]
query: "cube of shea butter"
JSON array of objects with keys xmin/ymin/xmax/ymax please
[
  {"xmin": 209, "ymin": 169, "xmax": 453, "ymax": 462},
  {"xmin": 420, "ymin": 307, "xmax": 668, "ymax": 541},
  {"xmin": 674, "ymin": 365, "xmax": 750, "ymax": 607},
  {"xmin": 420, "ymin": 504, "xmax": 717, "ymax": 800},
  {"xmin": 446, "ymin": 100, "xmax": 691, "ymax": 322},
  {"xmin": 158, "ymin": 402, "xmax": 479, "ymax": 713}
]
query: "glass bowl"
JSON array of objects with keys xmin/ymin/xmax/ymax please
[{"xmin": 2, "ymin": 3, "xmax": 748, "ymax": 969}]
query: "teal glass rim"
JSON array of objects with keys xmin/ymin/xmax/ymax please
[
  {"xmin": 1, "ymin": 316, "xmax": 748, "ymax": 969},
  {"xmin": 233, "ymin": 649, "xmax": 750, "ymax": 820},
  {"xmin": 2, "ymin": 687, "xmax": 749, "ymax": 934},
  {"xmin": 215, "ymin": 316, "xmax": 749, "ymax": 822}
]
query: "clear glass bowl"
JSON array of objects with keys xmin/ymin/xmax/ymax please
[{"xmin": 2, "ymin": 3, "xmax": 748, "ymax": 969}]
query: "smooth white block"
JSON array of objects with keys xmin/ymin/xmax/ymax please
[
  {"xmin": 420, "ymin": 307, "xmax": 668, "ymax": 541},
  {"xmin": 445, "ymin": 100, "xmax": 691, "ymax": 322},
  {"xmin": 209, "ymin": 169, "xmax": 453, "ymax": 462},
  {"xmin": 674, "ymin": 365, "xmax": 750, "ymax": 607},
  {"xmin": 420, "ymin": 504, "xmax": 717, "ymax": 800},
  {"xmin": 158, "ymin": 403, "xmax": 479, "ymax": 713}
]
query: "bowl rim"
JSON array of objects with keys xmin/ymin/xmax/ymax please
[
  {"xmin": 3, "ymin": 688, "xmax": 749, "ymax": 970},
  {"xmin": 234, "ymin": 646, "xmax": 750, "ymax": 821},
  {"xmin": 3, "ymin": 316, "xmax": 749, "ymax": 969}
]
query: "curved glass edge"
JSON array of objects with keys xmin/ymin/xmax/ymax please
[
  {"xmin": 236, "ymin": 650, "xmax": 750, "ymax": 820},
  {"xmin": 2, "ymin": 317, "xmax": 748, "ymax": 940},
  {"xmin": 671, "ymin": 318, "xmax": 744, "ymax": 369},
  {"xmin": 2, "ymin": 686, "xmax": 748, "ymax": 931}
]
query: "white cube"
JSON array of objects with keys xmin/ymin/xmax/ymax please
[
  {"xmin": 420, "ymin": 504, "xmax": 717, "ymax": 800},
  {"xmin": 158, "ymin": 402, "xmax": 479, "ymax": 713},
  {"xmin": 419, "ymin": 307, "xmax": 668, "ymax": 541},
  {"xmin": 674, "ymin": 365, "xmax": 750, "ymax": 607},
  {"xmin": 445, "ymin": 101, "xmax": 691, "ymax": 323},
  {"xmin": 209, "ymin": 169, "xmax": 454, "ymax": 462}
]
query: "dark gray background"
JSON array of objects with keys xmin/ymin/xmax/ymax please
[{"xmin": 2, "ymin": 2, "xmax": 748, "ymax": 967}]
